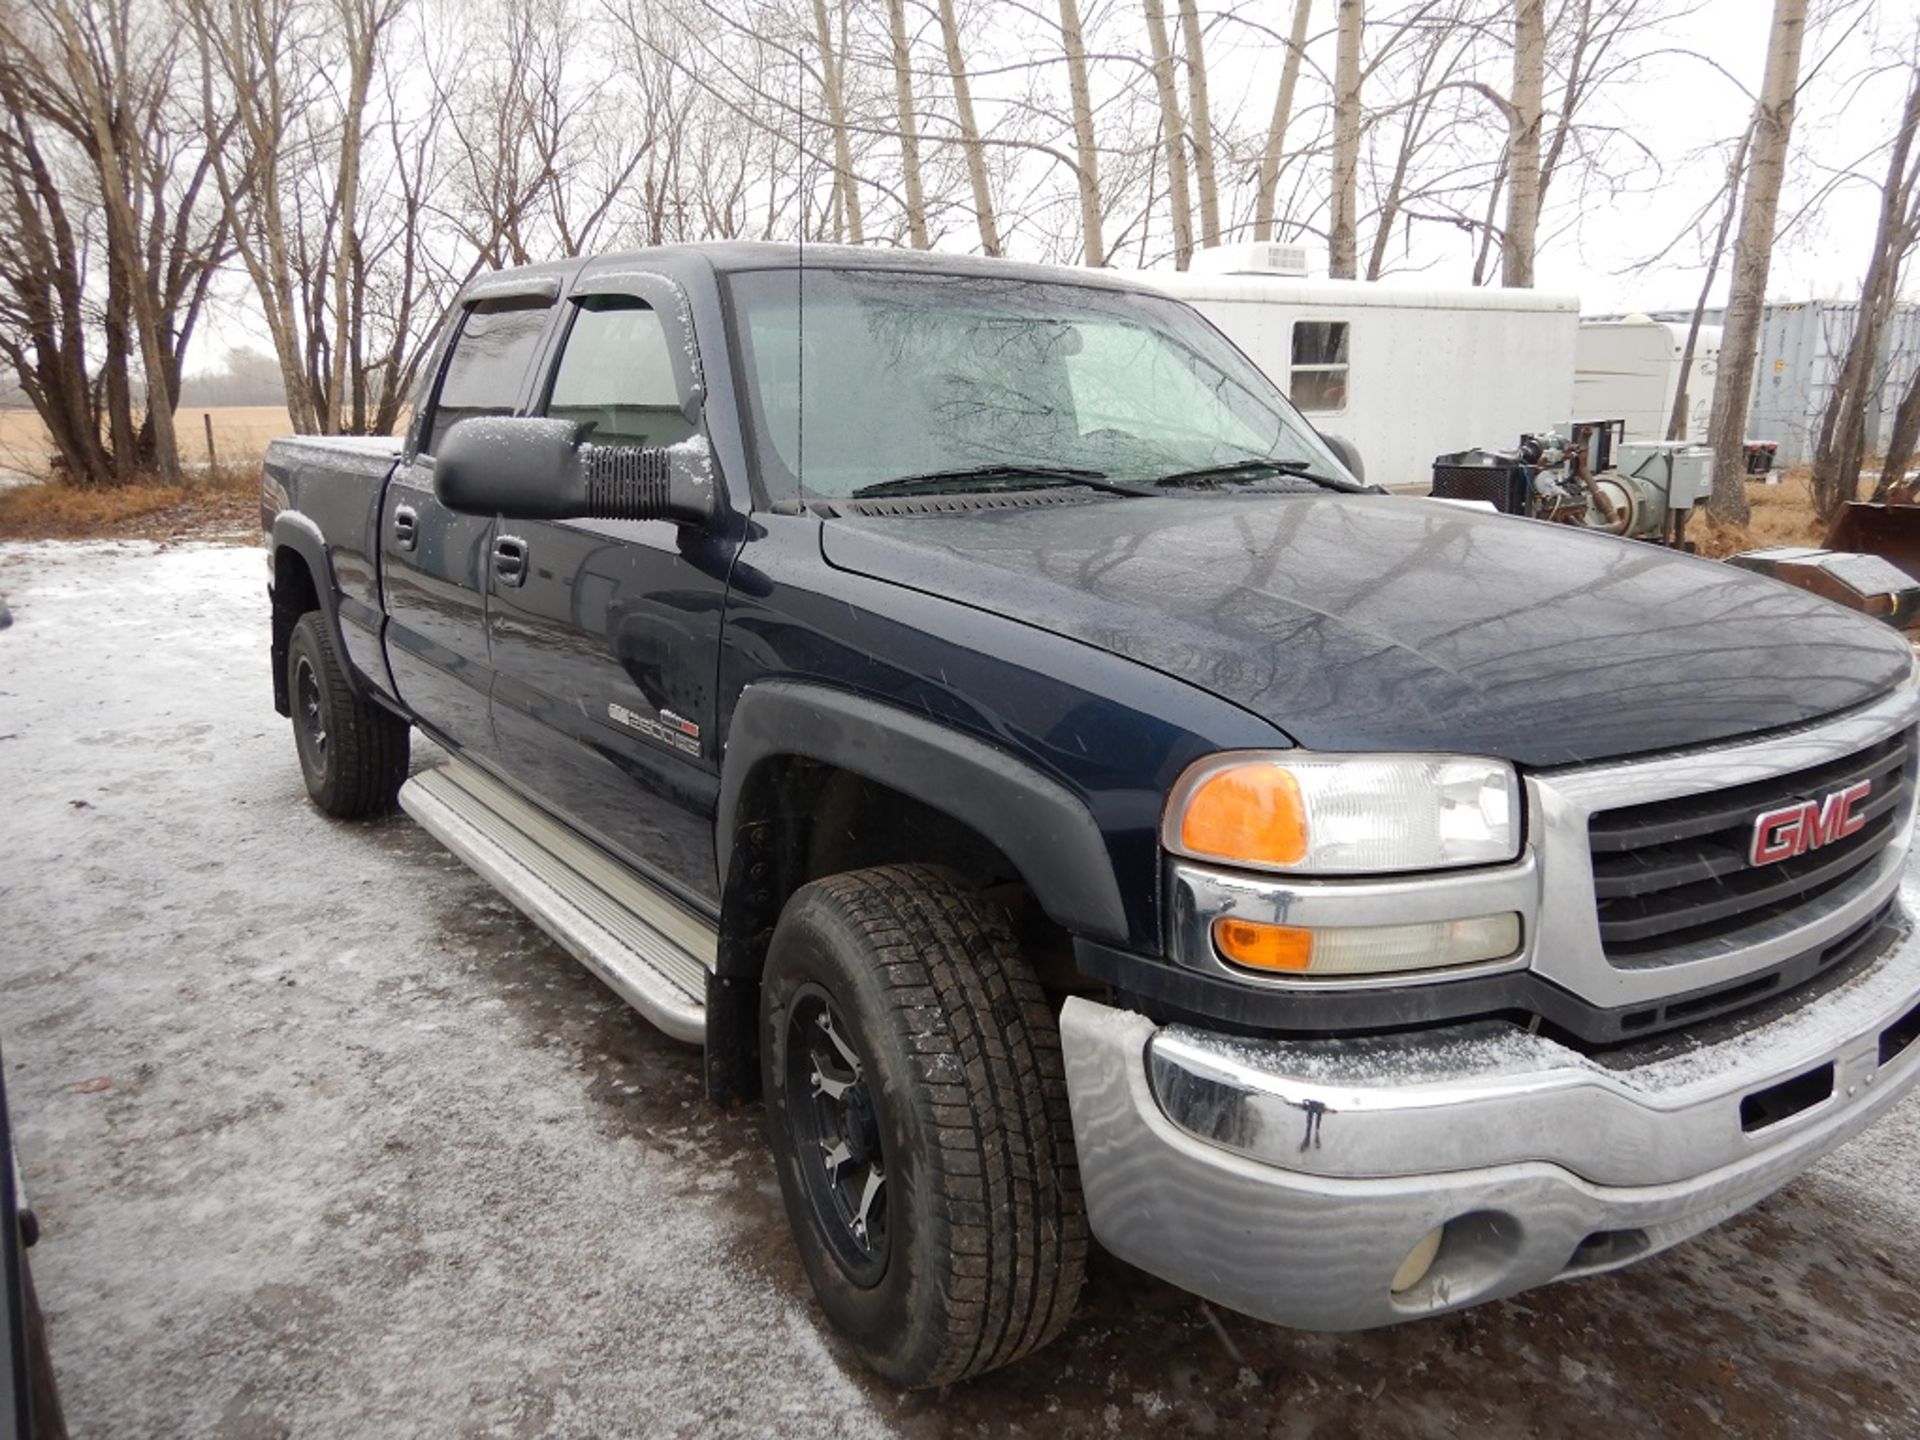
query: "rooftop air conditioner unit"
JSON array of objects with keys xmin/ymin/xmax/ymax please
[{"xmin": 1189, "ymin": 242, "xmax": 1312, "ymax": 278}]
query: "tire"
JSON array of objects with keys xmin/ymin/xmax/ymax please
[
  {"xmin": 286, "ymin": 611, "xmax": 409, "ymax": 818},
  {"xmin": 761, "ymin": 864, "xmax": 1086, "ymax": 1388}
]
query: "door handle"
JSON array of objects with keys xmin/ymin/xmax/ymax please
[
  {"xmin": 493, "ymin": 534, "xmax": 529, "ymax": 587},
  {"xmin": 392, "ymin": 505, "xmax": 417, "ymax": 552}
]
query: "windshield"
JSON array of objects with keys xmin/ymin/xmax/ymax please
[{"xmin": 728, "ymin": 267, "xmax": 1349, "ymax": 499}]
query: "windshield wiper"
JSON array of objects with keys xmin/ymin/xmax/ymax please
[
  {"xmin": 850, "ymin": 464, "xmax": 1139, "ymax": 499},
  {"xmin": 1153, "ymin": 457, "xmax": 1363, "ymax": 492}
]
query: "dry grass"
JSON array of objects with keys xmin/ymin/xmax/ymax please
[
  {"xmin": 0, "ymin": 403, "xmax": 291, "ymax": 544},
  {"xmin": 1690, "ymin": 467, "xmax": 1826, "ymax": 559},
  {"xmin": 0, "ymin": 466, "xmax": 259, "ymax": 543}
]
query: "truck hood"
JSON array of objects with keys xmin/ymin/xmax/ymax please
[{"xmin": 820, "ymin": 493, "xmax": 1912, "ymax": 767}]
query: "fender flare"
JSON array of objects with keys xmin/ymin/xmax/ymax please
[
  {"xmin": 717, "ymin": 681, "xmax": 1129, "ymax": 944},
  {"xmin": 269, "ymin": 512, "xmax": 362, "ymax": 700}
]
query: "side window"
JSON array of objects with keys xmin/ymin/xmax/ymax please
[
  {"xmin": 424, "ymin": 299, "xmax": 552, "ymax": 454},
  {"xmin": 1290, "ymin": 320, "xmax": 1350, "ymax": 413},
  {"xmin": 544, "ymin": 297, "xmax": 694, "ymax": 448}
]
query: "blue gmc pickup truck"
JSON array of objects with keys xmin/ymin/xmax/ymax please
[{"xmin": 263, "ymin": 243, "xmax": 1920, "ymax": 1388}]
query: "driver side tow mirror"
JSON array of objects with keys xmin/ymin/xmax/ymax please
[{"xmin": 433, "ymin": 416, "xmax": 718, "ymax": 527}]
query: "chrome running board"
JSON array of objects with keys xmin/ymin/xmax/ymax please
[{"xmin": 399, "ymin": 758, "xmax": 712, "ymax": 1043}]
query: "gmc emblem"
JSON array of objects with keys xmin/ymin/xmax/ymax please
[{"xmin": 1749, "ymin": 780, "xmax": 1872, "ymax": 866}]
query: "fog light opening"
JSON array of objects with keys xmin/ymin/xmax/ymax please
[
  {"xmin": 1391, "ymin": 1226, "xmax": 1445, "ymax": 1295},
  {"xmin": 1387, "ymin": 1210, "xmax": 1524, "ymax": 1313}
]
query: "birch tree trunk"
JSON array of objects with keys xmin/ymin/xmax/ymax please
[
  {"xmin": 1501, "ymin": 0, "xmax": 1545, "ymax": 287},
  {"xmin": 1329, "ymin": 0, "xmax": 1362, "ymax": 279},
  {"xmin": 1814, "ymin": 57, "xmax": 1920, "ymax": 515},
  {"xmin": 1057, "ymin": 0, "xmax": 1105, "ymax": 264},
  {"xmin": 1668, "ymin": 127, "xmax": 1751, "ymax": 442},
  {"xmin": 934, "ymin": 0, "xmax": 1000, "ymax": 254},
  {"xmin": 1472, "ymin": 157, "xmax": 1505, "ymax": 284},
  {"xmin": 1878, "ymin": 365, "xmax": 1920, "ymax": 498},
  {"xmin": 1177, "ymin": 0, "xmax": 1219, "ymax": 249},
  {"xmin": 1142, "ymin": 0, "xmax": 1195, "ymax": 268},
  {"xmin": 812, "ymin": 0, "xmax": 863, "ymax": 245},
  {"xmin": 1706, "ymin": 0, "xmax": 1808, "ymax": 528},
  {"xmin": 326, "ymin": 0, "xmax": 381, "ymax": 435},
  {"xmin": 886, "ymin": 0, "xmax": 929, "ymax": 246},
  {"xmin": 1253, "ymin": 0, "xmax": 1312, "ymax": 244}
]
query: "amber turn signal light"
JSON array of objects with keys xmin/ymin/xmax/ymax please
[
  {"xmin": 1212, "ymin": 918, "xmax": 1314, "ymax": 972},
  {"xmin": 1178, "ymin": 764, "xmax": 1309, "ymax": 868}
]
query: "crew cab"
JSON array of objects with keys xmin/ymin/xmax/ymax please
[{"xmin": 262, "ymin": 243, "xmax": 1920, "ymax": 1387}]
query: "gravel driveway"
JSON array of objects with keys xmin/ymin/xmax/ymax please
[{"xmin": 3, "ymin": 539, "xmax": 1919, "ymax": 1439}]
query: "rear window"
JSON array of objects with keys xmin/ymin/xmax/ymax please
[{"xmin": 425, "ymin": 299, "xmax": 551, "ymax": 453}]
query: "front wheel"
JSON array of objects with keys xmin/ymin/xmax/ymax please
[
  {"xmin": 286, "ymin": 612, "xmax": 409, "ymax": 818},
  {"xmin": 761, "ymin": 864, "xmax": 1086, "ymax": 1388}
]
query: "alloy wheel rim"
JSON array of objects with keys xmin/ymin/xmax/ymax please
[
  {"xmin": 785, "ymin": 983, "xmax": 890, "ymax": 1286},
  {"xmin": 295, "ymin": 656, "xmax": 328, "ymax": 768}
]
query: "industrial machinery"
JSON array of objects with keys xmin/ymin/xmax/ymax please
[{"xmin": 1431, "ymin": 419, "xmax": 1712, "ymax": 547}]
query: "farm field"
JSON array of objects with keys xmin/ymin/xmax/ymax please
[{"xmin": 0, "ymin": 405, "xmax": 300, "ymax": 476}]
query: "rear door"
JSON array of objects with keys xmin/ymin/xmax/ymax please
[
  {"xmin": 381, "ymin": 291, "xmax": 555, "ymax": 752},
  {"xmin": 485, "ymin": 275, "xmax": 735, "ymax": 909}
]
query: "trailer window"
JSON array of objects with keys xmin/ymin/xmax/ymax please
[{"xmin": 1291, "ymin": 321, "xmax": 1349, "ymax": 413}]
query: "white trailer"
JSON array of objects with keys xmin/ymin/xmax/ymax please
[
  {"xmin": 1573, "ymin": 316, "xmax": 1720, "ymax": 444},
  {"xmin": 1136, "ymin": 249, "xmax": 1579, "ymax": 492}
]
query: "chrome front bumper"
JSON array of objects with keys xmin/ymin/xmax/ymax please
[{"xmin": 1061, "ymin": 903, "xmax": 1920, "ymax": 1331}]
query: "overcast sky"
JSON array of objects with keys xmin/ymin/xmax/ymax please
[{"xmin": 1532, "ymin": 0, "xmax": 1917, "ymax": 311}]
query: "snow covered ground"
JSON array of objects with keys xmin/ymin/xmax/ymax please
[{"xmin": 2, "ymin": 539, "xmax": 1919, "ymax": 1438}]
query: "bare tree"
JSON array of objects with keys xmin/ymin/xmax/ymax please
[
  {"xmin": 811, "ymin": 0, "xmax": 863, "ymax": 243},
  {"xmin": 1880, "ymin": 362, "xmax": 1920, "ymax": 495},
  {"xmin": 930, "ymin": 0, "xmax": 1000, "ymax": 254},
  {"xmin": 1501, "ymin": 0, "xmax": 1544, "ymax": 286},
  {"xmin": 324, "ymin": 0, "xmax": 404, "ymax": 434},
  {"xmin": 1330, "ymin": 0, "xmax": 1363, "ymax": 277},
  {"xmin": 1143, "ymin": 0, "xmax": 1195, "ymax": 267},
  {"xmin": 1252, "ymin": 0, "xmax": 1313, "ymax": 244},
  {"xmin": 0, "ymin": 0, "xmax": 229, "ymax": 484},
  {"xmin": 1056, "ymin": 0, "xmax": 1106, "ymax": 263},
  {"xmin": 1668, "ymin": 125, "xmax": 1752, "ymax": 441},
  {"xmin": 1706, "ymin": 0, "xmax": 1809, "ymax": 528},
  {"xmin": 886, "ymin": 0, "xmax": 930, "ymax": 245},
  {"xmin": 1178, "ymin": 0, "xmax": 1221, "ymax": 248},
  {"xmin": 1818, "ymin": 50, "xmax": 1920, "ymax": 512},
  {"xmin": 59, "ymin": 1, "xmax": 183, "ymax": 477}
]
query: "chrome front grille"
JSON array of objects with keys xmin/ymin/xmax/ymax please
[
  {"xmin": 1587, "ymin": 732, "xmax": 1914, "ymax": 962},
  {"xmin": 1526, "ymin": 679, "xmax": 1920, "ymax": 1013}
]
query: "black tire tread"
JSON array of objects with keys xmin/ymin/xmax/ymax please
[
  {"xmin": 289, "ymin": 612, "xmax": 408, "ymax": 818},
  {"xmin": 792, "ymin": 864, "xmax": 1086, "ymax": 1386}
]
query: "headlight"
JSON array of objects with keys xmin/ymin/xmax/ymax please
[{"xmin": 1164, "ymin": 752, "xmax": 1521, "ymax": 874}]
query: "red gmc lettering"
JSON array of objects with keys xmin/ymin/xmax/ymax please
[{"xmin": 1748, "ymin": 779, "xmax": 1872, "ymax": 867}]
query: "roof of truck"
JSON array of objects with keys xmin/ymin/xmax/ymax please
[{"xmin": 458, "ymin": 241, "xmax": 1182, "ymax": 305}]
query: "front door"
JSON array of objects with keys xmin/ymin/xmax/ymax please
[
  {"xmin": 381, "ymin": 295, "xmax": 555, "ymax": 753},
  {"xmin": 486, "ymin": 283, "xmax": 735, "ymax": 910}
]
